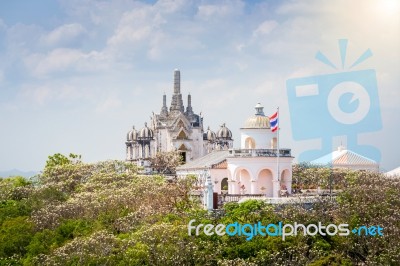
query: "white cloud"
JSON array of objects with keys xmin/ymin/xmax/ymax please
[
  {"xmin": 25, "ymin": 48, "xmax": 109, "ymax": 77},
  {"xmin": 196, "ymin": 0, "xmax": 244, "ymax": 19},
  {"xmin": 95, "ymin": 95, "xmax": 122, "ymax": 113},
  {"xmin": 253, "ymin": 20, "xmax": 278, "ymax": 37},
  {"xmin": 105, "ymin": 2, "xmax": 204, "ymax": 61},
  {"xmin": 41, "ymin": 23, "xmax": 86, "ymax": 47},
  {"xmin": 195, "ymin": 78, "xmax": 241, "ymax": 110},
  {"xmin": 17, "ymin": 82, "xmax": 98, "ymax": 107},
  {"xmin": 154, "ymin": 0, "xmax": 188, "ymax": 14},
  {"xmin": 20, "ymin": 85, "xmax": 52, "ymax": 106},
  {"xmin": 5, "ymin": 23, "xmax": 43, "ymax": 52},
  {"xmin": 107, "ymin": 6, "xmax": 157, "ymax": 49}
]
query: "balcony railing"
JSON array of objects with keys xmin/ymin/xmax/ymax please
[{"xmin": 228, "ymin": 148, "xmax": 291, "ymax": 157}]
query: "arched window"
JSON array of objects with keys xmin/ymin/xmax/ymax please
[
  {"xmin": 245, "ymin": 137, "xmax": 256, "ymax": 149},
  {"xmin": 177, "ymin": 130, "xmax": 187, "ymax": 139},
  {"xmin": 221, "ymin": 178, "xmax": 228, "ymax": 191}
]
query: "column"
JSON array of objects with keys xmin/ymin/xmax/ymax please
[
  {"xmin": 251, "ymin": 180, "xmax": 257, "ymax": 194},
  {"xmin": 229, "ymin": 180, "xmax": 236, "ymax": 194},
  {"xmin": 272, "ymin": 180, "xmax": 280, "ymax": 198},
  {"xmin": 206, "ymin": 175, "xmax": 213, "ymax": 211}
]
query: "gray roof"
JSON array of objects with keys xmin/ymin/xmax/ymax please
[{"xmin": 177, "ymin": 150, "xmax": 229, "ymax": 170}]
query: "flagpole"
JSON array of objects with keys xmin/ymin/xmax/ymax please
[{"xmin": 276, "ymin": 107, "xmax": 280, "ymax": 188}]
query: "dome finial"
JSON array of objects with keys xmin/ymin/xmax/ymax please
[
  {"xmin": 255, "ymin": 103, "xmax": 265, "ymax": 116},
  {"xmin": 243, "ymin": 103, "xmax": 270, "ymax": 128}
]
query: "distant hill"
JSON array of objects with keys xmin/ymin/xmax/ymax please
[{"xmin": 0, "ymin": 169, "xmax": 39, "ymax": 178}]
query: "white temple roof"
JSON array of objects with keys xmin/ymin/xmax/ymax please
[
  {"xmin": 386, "ymin": 167, "xmax": 400, "ymax": 177},
  {"xmin": 176, "ymin": 150, "xmax": 229, "ymax": 171},
  {"xmin": 311, "ymin": 146, "xmax": 378, "ymax": 166}
]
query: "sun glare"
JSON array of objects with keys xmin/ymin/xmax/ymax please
[{"xmin": 378, "ymin": 0, "xmax": 400, "ymax": 16}]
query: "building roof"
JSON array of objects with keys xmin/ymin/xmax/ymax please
[
  {"xmin": 386, "ymin": 167, "xmax": 400, "ymax": 177},
  {"xmin": 176, "ymin": 150, "xmax": 229, "ymax": 171},
  {"xmin": 311, "ymin": 146, "xmax": 378, "ymax": 166},
  {"xmin": 242, "ymin": 103, "xmax": 270, "ymax": 129},
  {"xmin": 216, "ymin": 123, "xmax": 232, "ymax": 140}
]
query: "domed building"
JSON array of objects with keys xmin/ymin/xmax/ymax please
[
  {"xmin": 125, "ymin": 69, "xmax": 233, "ymax": 171},
  {"xmin": 215, "ymin": 123, "xmax": 233, "ymax": 150},
  {"xmin": 241, "ymin": 103, "xmax": 277, "ymax": 149},
  {"xmin": 177, "ymin": 103, "xmax": 294, "ymax": 199},
  {"xmin": 203, "ymin": 127, "xmax": 216, "ymax": 153}
]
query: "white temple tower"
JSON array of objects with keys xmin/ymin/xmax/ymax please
[
  {"xmin": 227, "ymin": 103, "xmax": 293, "ymax": 197},
  {"xmin": 125, "ymin": 69, "xmax": 233, "ymax": 170}
]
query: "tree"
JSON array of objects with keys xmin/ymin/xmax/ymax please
[
  {"xmin": 44, "ymin": 153, "xmax": 81, "ymax": 170},
  {"xmin": 149, "ymin": 151, "xmax": 183, "ymax": 174},
  {"xmin": 0, "ymin": 216, "xmax": 34, "ymax": 257}
]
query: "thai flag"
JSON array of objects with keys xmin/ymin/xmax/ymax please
[{"xmin": 270, "ymin": 112, "xmax": 278, "ymax": 132}]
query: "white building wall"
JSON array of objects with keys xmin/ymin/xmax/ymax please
[
  {"xmin": 240, "ymin": 128, "xmax": 277, "ymax": 149},
  {"xmin": 210, "ymin": 169, "xmax": 229, "ymax": 194},
  {"xmin": 227, "ymin": 156, "xmax": 293, "ymax": 197}
]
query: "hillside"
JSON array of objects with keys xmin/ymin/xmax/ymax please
[{"xmin": 0, "ymin": 156, "xmax": 399, "ymax": 265}]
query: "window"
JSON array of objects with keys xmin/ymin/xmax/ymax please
[{"xmin": 221, "ymin": 177, "xmax": 228, "ymax": 191}]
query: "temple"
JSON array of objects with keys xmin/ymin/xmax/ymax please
[
  {"xmin": 125, "ymin": 69, "xmax": 294, "ymax": 199},
  {"xmin": 125, "ymin": 69, "xmax": 233, "ymax": 171}
]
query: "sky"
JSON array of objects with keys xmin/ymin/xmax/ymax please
[{"xmin": 0, "ymin": 0, "xmax": 399, "ymax": 172}]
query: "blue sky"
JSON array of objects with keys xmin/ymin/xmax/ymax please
[{"xmin": 0, "ymin": 0, "xmax": 399, "ymax": 172}]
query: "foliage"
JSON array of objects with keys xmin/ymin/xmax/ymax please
[
  {"xmin": 0, "ymin": 153, "xmax": 399, "ymax": 265},
  {"xmin": 44, "ymin": 153, "xmax": 81, "ymax": 170},
  {"xmin": 292, "ymin": 163, "xmax": 353, "ymax": 189},
  {"xmin": 149, "ymin": 151, "xmax": 183, "ymax": 174}
]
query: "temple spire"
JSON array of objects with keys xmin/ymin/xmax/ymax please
[
  {"xmin": 170, "ymin": 69, "xmax": 184, "ymax": 113},
  {"xmin": 174, "ymin": 69, "xmax": 180, "ymax": 94},
  {"xmin": 161, "ymin": 93, "xmax": 168, "ymax": 116},
  {"xmin": 185, "ymin": 93, "xmax": 193, "ymax": 116}
]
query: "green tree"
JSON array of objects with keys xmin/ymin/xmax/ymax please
[
  {"xmin": 44, "ymin": 153, "xmax": 81, "ymax": 170},
  {"xmin": 0, "ymin": 216, "xmax": 34, "ymax": 257}
]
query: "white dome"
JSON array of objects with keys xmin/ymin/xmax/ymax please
[
  {"xmin": 204, "ymin": 126, "xmax": 216, "ymax": 141},
  {"xmin": 127, "ymin": 126, "xmax": 138, "ymax": 141},
  {"xmin": 243, "ymin": 103, "xmax": 270, "ymax": 129},
  {"xmin": 216, "ymin": 123, "xmax": 232, "ymax": 140},
  {"xmin": 138, "ymin": 123, "xmax": 154, "ymax": 139}
]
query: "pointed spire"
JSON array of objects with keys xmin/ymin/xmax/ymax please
[
  {"xmin": 161, "ymin": 93, "xmax": 168, "ymax": 116},
  {"xmin": 170, "ymin": 69, "xmax": 184, "ymax": 113},
  {"xmin": 174, "ymin": 69, "xmax": 180, "ymax": 94},
  {"xmin": 185, "ymin": 93, "xmax": 193, "ymax": 116}
]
